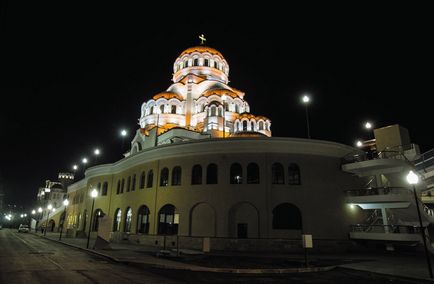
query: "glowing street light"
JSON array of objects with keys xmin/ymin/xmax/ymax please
[
  {"xmin": 406, "ymin": 170, "xmax": 433, "ymax": 278},
  {"xmin": 301, "ymin": 94, "xmax": 311, "ymax": 139},
  {"xmin": 82, "ymin": 158, "xmax": 88, "ymax": 164},
  {"xmin": 32, "ymin": 210, "xmax": 36, "ymax": 215},
  {"xmin": 94, "ymin": 148, "xmax": 100, "ymax": 155},
  {"xmin": 364, "ymin": 121, "xmax": 373, "ymax": 130},
  {"xmin": 87, "ymin": 189, "xmax": 98, "ymax": 249},
  {"xmin": 356, "ymin": 140, "xmax": 363, "ymax": 148}
]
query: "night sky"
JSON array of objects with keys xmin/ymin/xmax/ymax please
[{"xmin": 1, "ymin": 4, "xmax": 432, "ymax": 209}]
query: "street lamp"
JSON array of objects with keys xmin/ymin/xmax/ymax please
[
  {"xmin": 31, "ymin": 210, "xmax": 36, "ymax": 215},
  {"xmin": 356, "ymin": 140, "xmax": 363, "ymax": 148},
  {"xmin": 364, "ymin": 121, "xmax": 373, "ymax": 130},
  {"xmin": 94, "ymin": 148, "xmax": 101, "ymax": 164},
  {"xmin": 59, "ymin": 199, "xmax": 69, "ymax": 241},
  {"xmin": 222, "ymin": 95, "xmax": 227, "ymax": 138},
  {"xmin": 120, "ymin": 129, "xmax": 128, "ymax": 151},
  {"xmin": 407, "ymin": 170, "xmax": 433, "ymax": 279},
  {"xmin": 86, "ymin": 189, "xmax": 98, "ymax": 249},
  {"xmin": 44, "ymin": 204, "xmax": 52, "ymax": 236},
  {"xmin": 301, "ymin": 95, "xmax": 311, "ymax": 139}
]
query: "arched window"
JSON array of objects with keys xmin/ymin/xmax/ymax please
[
  {"xmin": 160, "ymin": 105, "xmax": 165, "ymax": 114},
  {"xmin": 121, "ymin": 179, "xmax": 125, "ymax": 193},
  {"xmin": 116, "ymin": 180, "xmax": 120, "ymax": 194},
  {"xmin": 288, "ymin": 163, "xmax": 301, "ymax": 185},
  {"xmin": 250, "ymin": 121, "xmax": 254, "ymax": 131},
  {"xmin": 210, "ymin": 106, "xmax": 216, "ymax": 116},
  {"xmin": 131, "ymin": 174, "xmax": 136, "ymax": 191},
  {"xmin": 194, "ymin": 58, "xmax": 199, "ymax": 66},
  {"xmin": 214, "ymin": 61, "xmax": 218, "ymax": 68},
  {"xmin": 204, "ymin": 59, "xmax": 209, "ymax": 66},
  {"xmin": 206, "ymin": 163, "xmax": 218, "ymax": 184},
  {"xmin": 171, "ymin": 105, "xmax": 177, "ymax": 114},
  {"xmin": 126, "ymin": 176, "xmax": 131, "ymax": 192},
  {"xmin": 150, "ymin": 106, "xmax": 154, "ymax": 114},
  {"xmin": 140, "ymin": 171, "xmax": 146, "ymax": 189},
  {"xmin": 242, "ymin": 121, "xmax": 248, "ymax": 131},
  {"xmin": 102, "ymin": 182, "xmax": 108, "ymax": 196},
  {"xmin": 124, "ymin": 207, "xmax": 132, "ymax": 232},
  {"xmin": 230, "ymin": 163, "xmax": 243, "ymax": 184},
  {"xmin": 184, "ymin": 59, "xmax": 188, "ymax": 68},
  {"xmin": 158, "ymin": 204, "xmax": 178, "ymax": 235},
  {"xmin": 259, "ymin": 121, "xmax": 264, "ymax": 130},
  {"xmin": 272, "ymin": 163, "xmax": 285, "ymax": 184},
  {"xmin": 160, "ymin": 167, "xmax": 169, "ymax": 186},
  {"xmin": 247, "ymin": 163, "xmax": 260, "ymax": 184},
  {"xmin": 191, "ymin": 164, "xmax": 202, "ymax": 185},
  {"xmin": 272, "ymin": 203, "xmax": 302, "ymax": 230},
  {"xmin": 92, "ymin": 209, "xmax": 104, "ymax": 231},
  {"xmin": 113, "ymin": 208, "xmax": 122, "ymax": 232},
  {"xmin": 218, "ymin": 107, "xmax": 222, "ymax": 117},
  {"xmin": 172, "ymin": 166, "xmax": 182, "ymax": 186},
  {"xmin": 147, "ymin": 170, "xmax": 154, "ymax": 188},
  {"xmin": 97, "ymin": 182, "xmax": 102, "ymax": 196},
  {"xmin": 235, "ymin": 104, "xmax": 239, "ymax": 113},
  {"xmin": 137, "ymin": 205, "xmax": 150, "ymax": 234}
]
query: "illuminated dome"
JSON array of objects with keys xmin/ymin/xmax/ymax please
[{"xmin": 172, "ymin": 46, "xmax": 229, "ymax": 84}]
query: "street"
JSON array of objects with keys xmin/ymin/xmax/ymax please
[{"xmin": 0, "ymin": 228, "xmax": 181, "ymax": 284}]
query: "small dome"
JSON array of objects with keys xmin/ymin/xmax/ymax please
[{"xmin": 179, "ymin": 46, "xmax": 224, "ymax": 58}]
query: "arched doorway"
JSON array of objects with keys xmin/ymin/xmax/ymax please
[
  {"xmin": 271, "ymin": 203, "xmax": 302, "ymax": 238},
  {"xmin": 48, "ymin": 220, "xmax": 55, "ymax": 232},
  {"xmin": 137, "ymin": 205, "xmax": 150, "ymax": 234},
  {"xmin": 158, "ymin": 204, "xmax": 178, "ymax": 235},
  {"xmin": 228, "ymin": 202, "xmax": 259, "ymax": 238},
  {"xmin": 189, "ymin": 203, "xmax": 216, "ymax": 237},
  {"xmin": 92, "ymin": 209, "xmax": 104, "ymax": 231}
]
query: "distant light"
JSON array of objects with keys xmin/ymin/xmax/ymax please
[
  {"xmin": 20, "ymin": 214, "xmax": 23, "ymax": 218},
  {"xmin": 52, "ymin": 208, "xmax": 56, "ymax": 212},
  {"xmin": 73, "ymin": 165, "xmax": 78, "ymax": 170},
  {"xmin": 356, "ymin": 140, "xmax": 363, "ymax": 147},
  {"xmin": 63, "ymin": 199, "xmax": 69, "ymax": 206},
  {"xmin": 349, "ymin": 204, "xmax": 355, "ymax": 209},
  {"xmin": 38, "ymin": 207, "xmax": 43, "ymax": 213},
  {"xmin": 94, "ymin": 148, "xmax": 100, "ymax": 155},
  {"xmin": 44, "ymin": 188, "xmax": 51, "ymax": 193},
  {"xmin": 120, "ymin": 129, "xmax": 127, "ymax": 137},
  {"xmin": 364, "ymin": 121, "xmax": 373, "ymax": 129},
  {"xmin": 47, "ymin": 204, "xmax": 53, "ymax": 210},
  {"xmin": 24, "ymin": 214, "xmax": 27, "ymax": 217},
  {"xmin": 82, "ymin": 158, "xmax": 88, "ymax": 164},
  {"xmin": 91, "ymin": 189, "xmax": 98, "ymax": 198},
  {"xmin": 31, "ymin": 210, "xmax": 36, "ymax": 215},
  {"xmin": 407, "ymin": 170, "xmax": 419, "ymax": 185},
  {"xmin": 302, "ymin": 95, "xmax": 310, "ymax": 104}
]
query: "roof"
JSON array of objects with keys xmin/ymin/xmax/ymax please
[
  {"xmin": 179, "ymin": 46, "xmax": 224, "ymax": 58},
  {"xmin": 152, "ymin": 92, "xmax": 184, "ymax": 101}
]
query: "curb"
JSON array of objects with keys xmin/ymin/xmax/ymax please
[{"xmin": 39, "ymin": 234, "xmax": 336, "ymax": 274}]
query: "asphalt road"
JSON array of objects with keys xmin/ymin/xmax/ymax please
[{"xmin": 0, "ymin": 228, "xmax": 181, "ymax": 284}]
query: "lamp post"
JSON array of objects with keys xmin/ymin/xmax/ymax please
[
  {"xmin": 44, "ymin": 204, "xmax": 52, "ymax": 236},
  {"xmin": 407, "ymin": 170, "xmax": 433, "ymax": 279},
  {"xmin": 222, "ymin": 95, "xmax": 227, "ymax": 138},
  {"xmin": 86, "ymin": 189, "xmax": 98, "ymax": 249},
  {"xmin": 94, "ymin": 148, "xmax": 101, "ymax": 165},
  {"xmin": 301, "ymin": 95, "xmax": 311, "ymax": 139},
  {"xmin": 59, "ymin": 199, "xmax": 69, "ymax": 241}
]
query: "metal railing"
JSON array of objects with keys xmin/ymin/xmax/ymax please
[
  {"xmin": 341, "ymin": 144, "xmax": 417, "ymax": 165},
  {"xmin": 350, "ymin": 224, "xmax": 423, "ymax": 234},
  {"xmin": 344, "ymin": 187, "xmax": 410, "ymax": 197}
]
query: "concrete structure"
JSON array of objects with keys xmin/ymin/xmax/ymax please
[{"xmin": 42, "ymin": 45, "xmax": 431, "ymax": 252}]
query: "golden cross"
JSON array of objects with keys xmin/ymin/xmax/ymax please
[{"xmin": 199, "ymin": 34, "xmax": 206, "ymax": 45}]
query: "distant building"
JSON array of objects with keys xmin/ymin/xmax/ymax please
[{"xmin": 45, "ymin": 45, "xmax": 430, "ymax": 252}]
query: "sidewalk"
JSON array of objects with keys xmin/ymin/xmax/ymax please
[{"xmin": 38, "ymin": 232, "xmax": 434, "ymax": 281}]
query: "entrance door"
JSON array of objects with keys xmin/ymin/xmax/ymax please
[{"xmin": 237, "ymin": 223, "xmax": 248, "ymax": 238}]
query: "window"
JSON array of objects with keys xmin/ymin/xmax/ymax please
[
  {"xmin": 113, "ymin": 209, "xmax": 122, "ymax": 231},
  {"xmin": 140, "ymin": 171, "xmax": 146, "ymax": 189},
  {"xmin": 204, "ymin": 59, "xmax": 209, "ymax": 66},
  {"xmin": 171, "ymin": 105, "xmax": 177, "ymax": 114},
  {"xmin": 121, "ymin": 179, "xmax": 125, "ymax": 193},
  {"xmin": 272, "ymin": 203, "xmax": 302, "ymax": 230},
  {"xmin": 102, "ymin": 182, "xmax": 108, "ymax": 196},
  {"xmin": 147, "ymin": 170, "xmax": 154, "ymax": 188},
  {"xmin": 288, "ymin": 163, "xmax": 301, "ymax": 185},
  {"xmin": 272, "ymin": 163, "xmax": 285, "ymax": 184},
  {"xmin": 242, "ymin": 121, "xmax": 248, "ymax": 131},
  {"xmin": 127, "ymin": 176, "xmax": 131, "ymax": 192},
  {"xmin": 230, "ymin": 163, "xmax": 243, "ymax": 184},
  {"xmin": 158, "ymin": 204, "xmax": 178, "ymax": 235},
  {"xmin": 160, "ymin": 105, "xmax": 165, "ymax": 114},
  {"xmin": 191, "ymin": 164, "xmax": 202, "ymax": 185},
  {"xmin": 131, "ymin": 174, "xmax": 136, "ymax": 191},
  {"xmin": 172, "ymin": 166, "xmax": 182, "ymax": 186},
  {"xmin": 247, "ymin": 163, "xmax": 260, "ymax": 184},
  {"xmin": 206, "ymin": 163, "xmax": 218, "ymax": 184},
  {"xmin": 150, "ymin": 106, "xmax": 154, "ymax": 114},
  {"xmin": 92, "ymin": 209, "xmax": 104, "ymax": 231},
  {"xmin": 194, "ymin": 58, "xmax": 199, "ymax": 66},
  {"xmin": 214, "ymin": 61, "xmax": 218, "ymax": 68},
  {"xmin": 160, "ymin": 167, "xmax": 169, "ymax": 186},
  {"xmin": 117, "ymin": 180, "xmax": 120, "ymax": 194},
  {"xmin": 124, "ymin": 207, "xmax": 132, "ymax": 232},
  {"xmin": 259, "ymin": 121, "xmax": 264, "ymax": 130},
  {"xmin": 137, "ymin": 205, "xmax": 150, "ymax": 234},
  {"xmin": 97, "ymin": 183, "xmax": 101, "ymax": 196},
  {"xmin": 235, "ymin": 104, "xmax": 239, "ymax": 113},
  {"xmin": 210, "ymin": 106, "xmax": 216, "ymax": 116}
]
